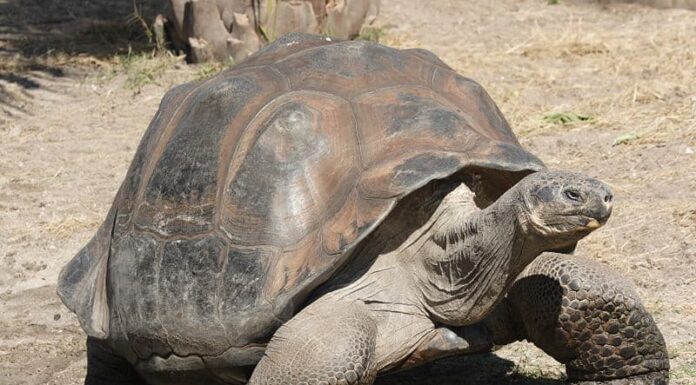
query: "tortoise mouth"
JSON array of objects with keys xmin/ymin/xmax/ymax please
[
  {"xmin": 574, "ymin": 215, "xmax": 603, "ymax": 231},
  {"xmin": 530, "ymin": 213, "xmax": 606, "ymax": 238},
  {"xmin": 552, "ymin": 215, "xmax": 608, "ymax": 238}
]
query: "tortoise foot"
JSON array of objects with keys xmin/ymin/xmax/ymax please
[{"xmin": 570, "ymin": 370, "xmax": 669, "ymax": 385}]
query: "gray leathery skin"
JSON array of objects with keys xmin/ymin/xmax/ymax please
[{"xmin": 249, "ymin": 300, "xmax": 378, "ymax": 385}]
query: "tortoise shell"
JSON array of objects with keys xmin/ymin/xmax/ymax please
[{"xmin": 58, "ymin": 33, "xmax": 544, "ymax": 361}]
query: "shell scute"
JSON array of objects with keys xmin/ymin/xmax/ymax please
[
  {"xmin": 353, "ymin": 86, "xmax": 481, "ymax": 169},
  {"xmin": 321, "ymin": 190, "xmax": 393, "ymax": 256},
  {"xmin": 432, "ymin": 68, "xmax": 520, "ymax": 144},
  {"xmin": 114, "ymin": 81, "xmax": 199, "ymax": 235},
  {"xmin": 108, "ymin": 232, "xmax": 170, "ymax": 359},
  {"xmin": 133, "ymin": 67, "xmax": 287, "ymax": 236},
  {"xmin": 236, "ymin": 32, "xmax": 335, "ymax": 69},
  {"xmin": 215, "ymin": 244, "xmax": 282, "ymax": 346},
  {"xmin": 220, "ymin": 91, "xmax": 360, "ymax": 248},
  {"xmin": 157, "ymin": 235, "xmax": 229, "ymax": 355},
  {"xmin": 273, "ymin": 40, "xmax": 436, "ymax": 96}
]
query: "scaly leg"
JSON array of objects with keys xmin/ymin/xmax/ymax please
[
  {"xmin": 248, "ymin": 300, "xmax": 379, "ymax": 385},
  {"xmin": 506, "ymin": 252, "xmax": 669, "ymax": 385}
]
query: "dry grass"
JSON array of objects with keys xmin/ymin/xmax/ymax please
[
  {"xmin": 382, "ymin": 2, "xmax": 696, "ymax": 147},
  {"xmin": 114, "ymin": 50, "xmax": 185, "ymax": 90},
  {"xmin": 513, "ymin": 15, "xmax": 695, "ymax": 144},
  {"xmin": 41, "ymin": 217, "xmax": 101, "ymax": 240}
]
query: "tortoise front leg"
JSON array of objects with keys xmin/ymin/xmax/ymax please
[
  {"xmin": 248, "ymin": 300, "xmax": 379, "ymax": 385},
  {"xmin": 506, "ymin": 252, "xmax": 670, "ymax": 385}
]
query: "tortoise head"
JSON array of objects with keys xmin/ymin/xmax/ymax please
[{"xmin": 514, "ymin": 170, "xmax": 613, "ymax": 247}]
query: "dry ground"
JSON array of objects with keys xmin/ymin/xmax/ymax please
[{"xmin": 1, "ymin": 0, "xmax": 695, "ymax": 384}]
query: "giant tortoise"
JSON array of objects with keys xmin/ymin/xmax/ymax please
[{"xmin": 58, "ymin": 33, "xmax": 669, "ymax": 385}]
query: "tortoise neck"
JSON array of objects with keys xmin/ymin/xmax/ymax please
[{"xmin": 416, "ymin": 188, "xmax": 543, "ymax": 326}]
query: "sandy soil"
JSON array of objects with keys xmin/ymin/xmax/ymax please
[{"xmin": 1, "ymin": 0, "xmax": 694, "ymax": 384}]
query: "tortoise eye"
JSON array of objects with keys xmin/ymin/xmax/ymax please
[{"xmin": 564, "ymin": 189, "xmax": 581, "ymax": 202}]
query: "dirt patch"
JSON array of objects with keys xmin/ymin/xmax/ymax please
[{"xmin": 1, "ymin": 0, "xmax": 694, "ymax": 384}]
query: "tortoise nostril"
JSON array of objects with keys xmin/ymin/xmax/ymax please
[{"xmin": 604, "ymin": 193, "xmax": 613, "ymax": 203}]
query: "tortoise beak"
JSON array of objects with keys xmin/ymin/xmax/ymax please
[
  {"xmin": 584, "ymin": 218, "xmax": 601, "ymax": 230},
  {"xmin": 584, "ymin": 188, "xmax": 613, "ymax": 228}
]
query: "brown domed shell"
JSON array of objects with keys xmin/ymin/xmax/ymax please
[{"xmin": 58, "ymin": 33, "xmax": 544, "ymax": 358}]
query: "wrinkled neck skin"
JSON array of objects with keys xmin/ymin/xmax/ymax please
[
  {"xmin": 327, "ymin": 183, "xmax": 551, "ymax": 328},
  {"xmin": 412, "ymin": 189, "xmax": 545, "ymax": 326}
]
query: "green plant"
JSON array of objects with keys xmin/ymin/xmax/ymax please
[
  {"xmin": 116, "ymin": 47, "xmax": 179, "ymax": 90},
  {"xmin": 543, "ymin": 111, "xmax": 592, "ymax": 125},
  {"xmin": 196, "ymin": 58, "xmax": 235, "ymax": 79},
  {"xmin": 612, "ymin": 132, "xmax": 640, "ymax": 146},
  {"xmin": 357, "ymin": 27, "xmax": 386, "ymax": 42}
]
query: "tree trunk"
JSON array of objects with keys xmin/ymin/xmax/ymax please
[
  {"xmin": 326, "ymin": 0, "xmax": 379, "ymax": 39},
  {"xmin": 167, "ymin": 0, "xmax": 380, "ymax": 63}
]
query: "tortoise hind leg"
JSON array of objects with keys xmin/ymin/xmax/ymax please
[
  {"xmin": 85, "ymin": 337, "xmax": 149, "ymax": 385},
  {"xmin": 506, "ymin": 252, "xmax": 669, "ymax": 385},
  {"xmin": 249, "ymin": 300, "xmax": 378, "ymax": 385}
]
